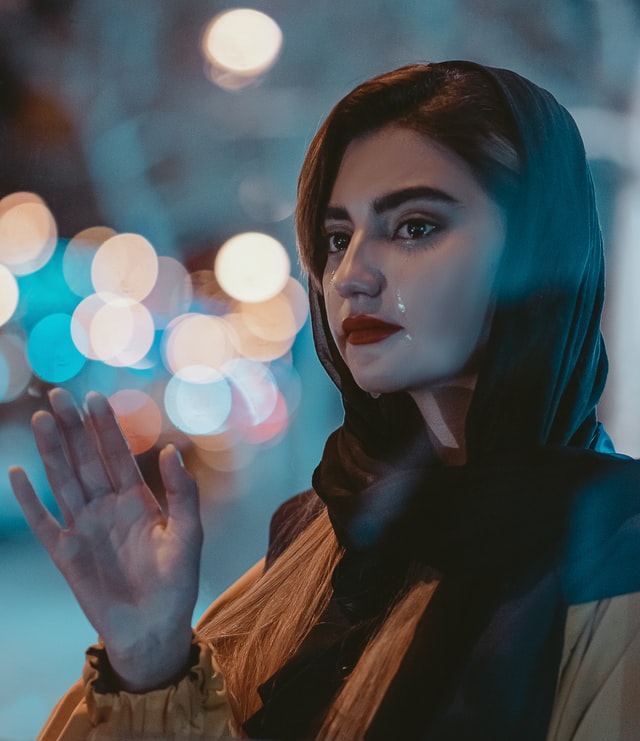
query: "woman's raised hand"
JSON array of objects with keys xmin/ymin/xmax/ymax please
[{"xmin": 9, "ymin": 388, "xmax": 203, "ymax": 692}]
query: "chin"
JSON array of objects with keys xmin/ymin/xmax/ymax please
[{"xmin": 352, "ymin": 376, "xmax": 399, "ymax": 397}]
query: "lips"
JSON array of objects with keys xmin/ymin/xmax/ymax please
[{"xmin": 342, "ymin": 315, "xmax": 402, "ymax": 345}]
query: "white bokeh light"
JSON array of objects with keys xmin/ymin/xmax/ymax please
[
  {"xmin": 71, "ymin": 293, "xmax": 109, "ymax": 360},
  {"xmin": 91, "ymin": 233, "xmax": 159, "ymax": 301},
  {"xmin": 90, "ymin": 300, "xmax": 155, "ymax": 367},
  {"xmin": 165, "ymin": 366, "xmax": 232, "ymax": 435},
  {"xmin": 143, "ymin": 256, "xmax": 193, "ymax": 329},
  {"xmin": 0, "ymin": 265, "xmax": 19, "ymax": 327},
  {"xmin": 202, "ymin": 9, "xmax": 282, "ymax": 77},
  {"xmin": 0, "ymin": 192, "xmax": 57, "ymax": 276},
  {"xmin": 63, "ymin": 226, "xmax": 117, "ymax": 297},
  {"xmin": 162, "ymin": 313, "xmax": 237, "ymax": 375},
  {"xmin": 240, "ymin": 277, "xmax": 309, "ymax": 343},
  {"xmin": 0, "ymin": 332, "xmax": 31, "ymax": 403},
  {"xmin": 224, "ymin": 358, "xmax": 278, "ymax": 428},
  {"xmin": 214, "ymin": 231, "xmax": 290, "ymax": 303},
  {"xmin": 225, "ymin": 311, "xmax": 295, "ymax": 361}
]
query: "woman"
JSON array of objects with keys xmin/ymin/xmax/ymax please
[{"xmin": 11, "ymin": 61, "xmax": 640, "ymax": 739}]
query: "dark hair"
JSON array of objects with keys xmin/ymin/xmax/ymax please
[{"xmin": 296, "ymin": 62, "xmax": 521, "ymax": 288}]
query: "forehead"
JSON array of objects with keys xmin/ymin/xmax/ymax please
[{"xmin": 328, "ymin": 125, "xmax": 482, "ymax": 208}]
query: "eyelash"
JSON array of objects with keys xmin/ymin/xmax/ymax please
[
  {"xmin": 324, "ymin": 216, "xmax": 440, "ymax": 254},
  {"xmin": 394, "ymin": 217, "xmax": 439, "ymax": 243}
]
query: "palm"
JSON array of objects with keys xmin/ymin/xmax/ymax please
[
  {"xmin": 55, "ymin": 486, "xmax": 197, "ymax": 630},
  {"xmin": 10, "ymin": 389, "xmax": 203, "ymax": 690}
]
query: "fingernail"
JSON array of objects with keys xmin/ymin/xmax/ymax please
[
  {"xmin": 85, "ymin": 392, "xmax": 109, "ymax": 413},
  {"xmin": 166, "ymin": 443, "xmax": 183, "ymax": 466},
  {"xmin": 32, "ymin": 410, "xmax": 57, "ymax": 433},
  {"xmin": 48, "ymin": 387, "xmax": 72, "ymax": 410}
]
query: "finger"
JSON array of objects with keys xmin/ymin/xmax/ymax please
[
  {"xmin": 9, "ymin": 466, "xmax": 63, "ymax": 548},
  {"xmin": 49, "ymin": 388, "xmax": 112, "ymax": 499},
  {"xmin": 32, "ymin": 410, "xmax": 86, "ymax": 519},
  {"xmin": 159, "ymin": 445, "xmax": 202, "ymax": 543},
  {"xmin": 85, "ymin": 392, "xmax": 145, "ymax": 492}
]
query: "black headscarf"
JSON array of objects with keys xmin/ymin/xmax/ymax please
[
  {"xmin": 308, "ymin": 60, "xmax": 610, "ymax": 459},
  {"xmin": 244, "ymin": 62, "xmax": 640, "ymax": 740}
]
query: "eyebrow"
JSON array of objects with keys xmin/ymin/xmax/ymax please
[{"xmin": 323, "ymin": 185, "xmax": 460, "ymax": 222}]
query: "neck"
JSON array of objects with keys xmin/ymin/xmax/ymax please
[{"xmin": 409, "ymin": 375, "xmax": 476, "ymax": 466}]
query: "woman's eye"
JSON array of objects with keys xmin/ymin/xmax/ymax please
[
  {"xmin": 395, "ymin": 218, "xmax": 437, "ymax": 241},
  {"xmin": 327, "ymin": 232, "xmax": 351, "ymax": 253}
]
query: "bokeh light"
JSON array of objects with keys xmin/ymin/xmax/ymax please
[
  {"xmin": 240, "ymin": 277, "xmax": 308, "ymax": 343},
  {"xmin": 202, "ymin": 9, "xmax": 283, "ymax": 82},
  {"xmin": 109, "ymin": 389, "xmax": 162, "ymax": 455},
  {"xmin": 0, "ymin": 192, "xmax": 57, "ymax": 276},
  {"xmin": 0, "ymin": 264, "xmax": 19, "ymax": 326},
  {"xmin": 225, "ymin": 311, "xmax": 295, "ymax": 361},
  {"xmin": 164, "ymin": 365, "xmax": 232, "ymax": 435},
  {"xmin": 27, "ymin": 313, "xmax": 86, "ymax": 383},
  {"xmin": 224, "ymin": 358, "xmax": 278, "ymax": 429},
  {"xmin": 162, "ymin": 313, "xmax": 236, "ymax": 374},
  {"xmin": 143, "ymin": 256, "xmax": 193, "ymax": 329},
  {"xmin": 89, "ymin": 300, "xmax": 155, "ymax": 367},
  {"xmin": 0, "ymin": 332, "xmax": 31, "ymax": 403},
  {"xmin": 214, "ymin": 231, "xmax": 290, "ymax": 303},
  {"xmin": 193, "ymin": 439, "xmax": 256, "ymax": 472},
  {"xmin": 63, "ymin": 226, "xmax": 117, "ymax": 297},
  {"xmin": 71, "ymin": 293, "xmax": 111, "ymax": 360},
  {"xmin": 190, "ymin": 269, "xmax": 231, "ymax": 315},
  {"xmin": 238, "ymin": 174, "xmax": 295, "ymax": 223},
  {"xmin": 91, "ymin": 233, "xmax": 159, "ymax": 301},
  {"xmin": 244, "ymin": 390, "xmax": 289, "ymax": 445}
]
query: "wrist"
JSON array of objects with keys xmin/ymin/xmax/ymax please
[{"xmin": 101, "ymin": 624, "xmax": 195, "ymax": 693}]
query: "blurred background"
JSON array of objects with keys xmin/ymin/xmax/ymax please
[{"xmin": 1, "ymin": 0, "xmax": 639, "ymax": 737}]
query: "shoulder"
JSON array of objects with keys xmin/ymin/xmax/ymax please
[
  {"xmin": 549, "ymin": 592, "xmax": 640, "ymax": 739},
  {"xmin": 266, "ymin": 489, "xmax": 326, "ymax": 568},
  {"xmin": 562, "ymin": 452, "xmax": 640, "ymax": 604}
]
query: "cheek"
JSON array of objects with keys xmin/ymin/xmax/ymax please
[
  {"xmin": 404, "ymin": 244, "xmax": 498, "ymax": 346},
  {"xmin": 321, "ymin": 275, "xmax": 343, "ymax": 346}
]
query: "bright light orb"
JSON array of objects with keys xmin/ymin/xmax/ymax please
[
  {"xmin": 0, "ymin": 192, "xmax": 57, "ymax": 276},
  {"xmin": 91, "ymin": 233, "xmax": 159, "ymax": 301},
  {"xmin": 240, "ymin": 278, "xmax": 308, "ymax": 344},
  {"xmin": 89, "ymin": 300, "xmax": 155, "ymax": 367},
  {"xmin": 225, "ymin": 311, "xmax": 294, "ymax": 361},
  {"xmin": 28, "ymin": 313, "xmax": 86, "ymax": 383},
  {"xmin": 0, "ymin": 264, "xmax": 19, "ymax": 327},
  {"xmin": 162, "ymin": 313, "xmax": 236, "ymax": 375},
  {"xmin": 63, "ymin": 226, "xmax": 117, "ymax": 297},
  {"xmin": 202, "ymin": 9, "xmax": 282, "ymax": 76},
  {"xmin": 215, "ymin": 231, "xmax": 290, "ymax": 303},
  {"xmin": 224, "ymin": 358, "xmax": 278, "ymax": 429},
  {"xmin": 109, "ymin": 389, "xmax": 162, "ymax": 455},
  {"xmin": 71, "ymin": 293, "xmax": 110, "ymax": 360},
  {"xmin": 0, "ymin": 332, "xmax": 31, "ymax": 403},
  {"xmin": 143, "ymin": 256, "xmax": 193, "ymax": 329},
  {"xmin": 164, "ymin": 366, "xmax": 232, "ymax": 435}
]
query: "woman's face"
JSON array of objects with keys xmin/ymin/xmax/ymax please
[{"xmin": 321, "ymin": 125, "xmax": 506, "ymax": 401}]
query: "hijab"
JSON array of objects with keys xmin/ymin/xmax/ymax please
[{"xmin": 244, "ymin": 62, "xmax": 639, "ymax": 740}]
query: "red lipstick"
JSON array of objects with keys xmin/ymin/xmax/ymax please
[{"xmin": 342, "ymin": 315, "xmax": 402, "ymax": 345}]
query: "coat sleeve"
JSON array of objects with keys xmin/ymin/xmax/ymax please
[
  {"xmin": 37, "ymin": 635, "xmax": 235, "ymax": 740},
  {"xmin": 36, "ymin": 559, "xmax": 267, "ymax": 741},
  {"xmin": 547, "ymin": 591, "xmax": 640, "ymax": 741}
]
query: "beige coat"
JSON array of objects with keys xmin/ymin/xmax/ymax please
[{"xmin": 37, "ymin": 559, "xmax": 640, "ymax": 740}]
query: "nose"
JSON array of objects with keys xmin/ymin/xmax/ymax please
[{"xmin": 331, "ymin": 232, "xmax": 385, "ymax": 299}]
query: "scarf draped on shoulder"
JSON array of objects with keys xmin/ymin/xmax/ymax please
[{"xmin": 244, "ymin": 62, "xmax": 640, "ymax": 740}]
